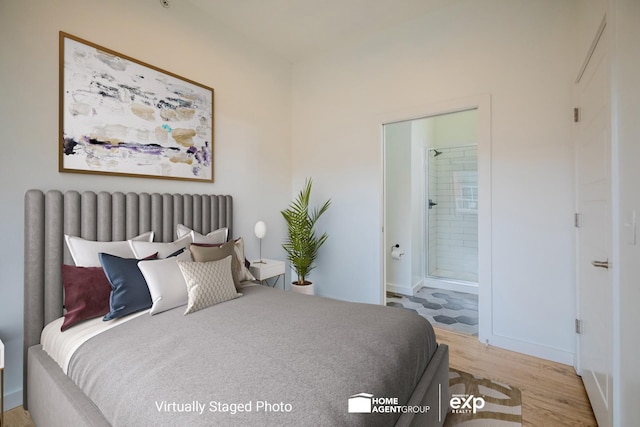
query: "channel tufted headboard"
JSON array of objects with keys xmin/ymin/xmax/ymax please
[{"xmin": 23, "ymin": 189, "xmax": 233, "ymax": 407}]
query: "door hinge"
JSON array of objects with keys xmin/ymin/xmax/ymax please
[
  {"xmin": 574, "ymin": 107, "xmax": 580, "ymax": 123},
  {"xmin": 575, "ymin": 213, "xmax": 582, "ymax": 228},
  {"xmin": 575, "ymin": 319, "xmax": 583, "ymax": 334}
]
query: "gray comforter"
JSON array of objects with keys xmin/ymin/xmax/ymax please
[{"xmin": 68, "ymin": 285, "xmax": 438, "ymax": 427}]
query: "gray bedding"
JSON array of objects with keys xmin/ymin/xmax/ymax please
[{"xmin": 67, "ymin": 285, "xmax": 438, "ymax": 427}]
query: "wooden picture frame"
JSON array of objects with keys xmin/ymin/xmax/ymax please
[{"xmin": 59, "ymin": 32, "xmax": 214, "ymax": 182}]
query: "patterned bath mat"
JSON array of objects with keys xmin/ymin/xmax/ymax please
[{"xmin": 445, "ymin": 368, "xmax": 522, "ymax": 426}]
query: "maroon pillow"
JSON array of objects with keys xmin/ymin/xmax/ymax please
[{"xmin": 61, "ymin": 264, "xmax": 111, "ymax": 331}]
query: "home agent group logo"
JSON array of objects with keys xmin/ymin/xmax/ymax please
[
  {"xmin": 348, "ymin": 393, "xmax": 374, "ymax": 413},
  {"xmin": 348, "ymin": 393, "xmax": 430, "ymax": 415}
]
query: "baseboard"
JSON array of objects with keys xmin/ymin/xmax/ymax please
[
  {"xmin": 424, "ymin": 278, "xmax": 479, "ymax": 295},
  {"xmin": 479, "ymin": 333, "xmax": 575, "ymax": 366},
  {"xmin": 387, "ymin": 280, "xmax": 422, "ymax": 296},
  {"xmin": 4, "ymin": 387, "xmax": 23, "ymax": 411}
]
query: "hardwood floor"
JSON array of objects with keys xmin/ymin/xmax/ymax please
[
  {"xmin": 5, "ymin": 328, "xmax": 597, "ymax": 426},
  {"xmin": 4, "ymin": 406, "xmax": 34, "ymax": 427},
  {"xmin": 435, "ymin": 327, "xmax": 597, "ymax": 426}
]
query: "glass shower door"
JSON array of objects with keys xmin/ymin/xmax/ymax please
[{"xmin": 426, "ymin": 145, "xmax": 479, "ymax": 283}]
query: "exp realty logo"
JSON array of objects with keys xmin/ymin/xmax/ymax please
[
  {"xmin": 450, "ymin": 394, "xmax": 485, "ymax": 414},
  {"xmin": 348, "ymin": 393, "xmax": 430, "ymax": 415}
]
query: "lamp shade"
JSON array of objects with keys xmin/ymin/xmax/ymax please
[{"xmin": 254, "ymin": 221, "xmax": 267, "ymax": 239}]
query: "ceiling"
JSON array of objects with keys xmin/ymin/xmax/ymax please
[{"xmin": 182, "ymin": 0, "xmax": 454, "ymax": 61}]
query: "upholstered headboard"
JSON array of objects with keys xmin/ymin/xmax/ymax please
[{"xmin": 23, "ymin": 189, "xmax": 233, "ymax": 406}]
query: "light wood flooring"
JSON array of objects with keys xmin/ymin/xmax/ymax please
[
  {"xmin": 4, "ymin": 327, "xmax": 597, "ymax": 426},
  {"xmin": 3, "ymin": 405, "xmax": 34, "ymax": 427},
  {"xmin": 435, "ymin": 327, "xmax": 597, "ymax": 426}
]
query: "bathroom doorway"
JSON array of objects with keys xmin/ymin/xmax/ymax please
[{"xmin": 381, "ymin": 96, "xmax": 491, "ymax": 339}]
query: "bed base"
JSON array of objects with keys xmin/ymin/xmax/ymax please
[
  {"xmin": 396, "ymin": 343, "xmax": 449, "ymax": 427},
  {"xmin": 28, "ymin": 346, "xmax": 110, "ymax": 427},
  {"xmin": 27, "ymin": 344, "xmax": 448, "ymax": 427}
]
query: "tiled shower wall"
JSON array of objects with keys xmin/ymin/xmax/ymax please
[{"xmin": 427, "ymin": 145, "xmax": 478, "ymax": 282}]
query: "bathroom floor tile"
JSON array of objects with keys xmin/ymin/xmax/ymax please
[{"xmin": 387, "ymin": 286, "xmax": 478, "ymax": 336}]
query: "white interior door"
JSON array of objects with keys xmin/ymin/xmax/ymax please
[{"xmin": 576, "ymin": 23, "xmax": 612, "ymax": 427}]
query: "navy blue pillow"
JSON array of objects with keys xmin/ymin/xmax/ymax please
[{"xmin": 99, "ymin": 252, "xmax": 154, "ymax": 321}]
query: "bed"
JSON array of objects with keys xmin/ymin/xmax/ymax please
[{"xmin": 23, "ymin": 189, "xmax": 449, "ymax": 427}]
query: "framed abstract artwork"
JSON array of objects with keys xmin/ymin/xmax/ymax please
[{"xmin": 59, "ymin": 32, "xmax": 214, "ymax": 182}]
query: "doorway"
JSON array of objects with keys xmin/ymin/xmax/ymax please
[
  {"xmin": 383, "ymin": 108, "xmax": 481, "ymax": 335},
  {"xmin": 380, "ymin": 95, "xmax": 491, "ymax": 342}
]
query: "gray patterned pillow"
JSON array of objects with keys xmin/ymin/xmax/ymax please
[{"xmin": 177, "ymin": 256, "xmax": 241, "ymax": 315}]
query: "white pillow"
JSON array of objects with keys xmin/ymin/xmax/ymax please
[
  {"xmin": 65, "ymin": 231, "xmax": 154, "ymax": 267},
  {"xmin": 129, "ymin": 234, "xmax": 193, "ymax": 259},
  {"xmin": 176, "ymin": 223, "xmax": 193, "ymax": 238},
  {"xmin": 178, "ymin": 256, "xmax": 241, "ymax": 315},
  {"xmin": 138, "ymin": 251, "xmax": 191, "ymax": 315},
  {"xmin": 176, "ymin": 224, "xmax": 228, "ymax": 244}
]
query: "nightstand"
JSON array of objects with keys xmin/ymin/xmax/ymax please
[
  {"xmin": 250, "ymin": 259, "xmax": 286, "ymax": 289},
  {"xmin": 1, "ymin": 338, "xmax": 4, "ymax": 427}
]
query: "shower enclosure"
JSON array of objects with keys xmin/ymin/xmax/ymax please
[{"xmin": 425, "ymin": 144, "xmax": 479, "ymax": 287}]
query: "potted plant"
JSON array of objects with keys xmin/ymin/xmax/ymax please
[{"xmin": 281, "ymin": 178, "xmax": 331, "ymax": 295}]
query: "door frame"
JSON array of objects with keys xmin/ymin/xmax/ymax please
[{"xmin": 379, "ymin": 94, "xmax": 492, "ymax": 343}]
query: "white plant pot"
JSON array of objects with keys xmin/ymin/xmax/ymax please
[{"xmin": 291, "ymin": 282, "xmax": 315, "ymax": 295}]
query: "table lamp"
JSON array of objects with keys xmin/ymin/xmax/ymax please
[{"xmin": 254, "ymin": 221, "xmax": 266, "ymax": 263}]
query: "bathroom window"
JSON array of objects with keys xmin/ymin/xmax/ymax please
[{"xmin": 455, "ymin": 184, "xmax": 478, "ymax": 213}]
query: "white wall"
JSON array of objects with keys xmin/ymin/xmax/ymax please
[
  {"xmin": 292, "ymin": 0, "xmax": 578, "ymax": 363},
  {"xmin": 384, "ymin": 121, "xmax": 412, "ymax": 291},
  {"xmin": 383, "ymin": 120, "xmax": 427, "ymax": 295},
  {"xmin": 0, "ymin": 0, "xmax": 292, "ymax": 408}
]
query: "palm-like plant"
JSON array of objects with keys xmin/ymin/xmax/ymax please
[{"xmin": 281, "ymin": 178, "xmax": 331, "ymax": 285}]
